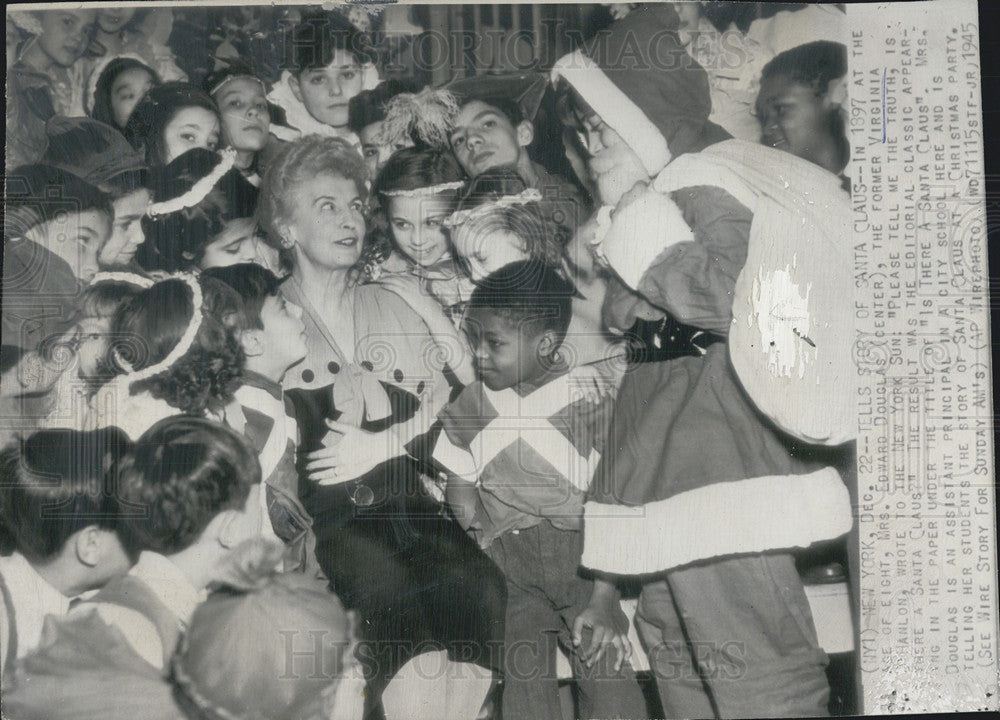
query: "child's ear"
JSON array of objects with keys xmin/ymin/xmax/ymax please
[
  {"xmin": 240, "ymin": 329, "xmax": 265, "ymax": 358},
  {"xmin": 823, "ymin": 76, "xmax": 848, "ymax": 110},
  {"xmin": 535, "ymin": 329, "xmax": 560, "ymax": 361},
  {"xmin": 288, "ymin": 74, "xmax": 303, "ymax": 103},
  {"xmin": 516, "ymin": 120, "xmax": 535, "ymax": 149},
  {"xmin": 74, "ymin": 526, "xmax": 103, "ymax": 568},
  {"xmin": 215, "ymin": 509, "xmax": 242, "ymax": 550}
]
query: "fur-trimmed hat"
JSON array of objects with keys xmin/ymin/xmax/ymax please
[{"xmin": 552, "ymin": 3, "xmax": 728, "ymax": 175}]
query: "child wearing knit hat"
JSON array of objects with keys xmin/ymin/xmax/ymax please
[{"xmin": 552, "ymin": 5, "xmax": 853, "ymax": 718}]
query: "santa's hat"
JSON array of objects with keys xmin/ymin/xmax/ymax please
[{"xmin": 552, "ymin": 3, "xmax": 728, "ymax": 176}]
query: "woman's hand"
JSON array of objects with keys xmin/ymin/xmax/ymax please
[
  {"xmin": 305, "ymin": 419, "xmax": 404, "ymax": 485},
  {"xmin": 571, "ymin": 578, "xmax": 632, "ymax": 671},
  {"xmin": 377, "ymin": 273, "xmax": 475, "ymax": 384},
  {"xmin": 377, "ymin": 274, "xmax": 452, "ymax": 332}
]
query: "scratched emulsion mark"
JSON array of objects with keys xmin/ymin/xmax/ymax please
[
  {"xmin": 882, "ymin": 67, "xmax": 887, "ymax": 142},
  {"xmin": 749, "ymin": 265, "xmax": 815, "ymax": 379}
]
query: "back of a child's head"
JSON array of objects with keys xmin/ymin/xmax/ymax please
[
  {"xmin": 374, "ymin": 146, "xmax": 464, "ymax": 197},
  {"xmin": 109, "ymin": 275, "xmax": 245, "ymax": 414},
  {"xmin": 760, "ymin": 40, "xmax": 848, "ymax": 96},
  {"xmin": 172, "ymin": 571, "xmax": 358, "ymax": 720},
  {"xmin": 76, "ymin": 279, "xmax": 142, "ymax": 321},
  {"xmin": 469, "ymin": 260, "xmax": 575, "ymax": 343},
  {"xmin": 283, "ymin": 10, "xmax": 375, "ymax": 76},
  {"xmin": 137, "ymin": 148, "xmax": 259, "ymax": 273},
  {"xmin": 124, "ymin": 82, "xmax": 219, "ymax": 166},
  {"xmin": 0, "ymin": 427, "xmax": 132, "ymax": 563},
  {"xmin": 116, "ymin": 417, "xmax": 259, "ymax": 556},
  {"xmin": 201, "ymin": 263, "xmax": 282, "ymax": 332},
  {"xmin": 4, "ymin": 164, "xmax": 113, "ymax": 241}
]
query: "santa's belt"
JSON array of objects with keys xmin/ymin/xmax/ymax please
[{"xmin": 625, "ymin": 317, "xmax": 725, "ymax": 364}]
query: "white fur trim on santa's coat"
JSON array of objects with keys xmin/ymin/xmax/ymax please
[
  {"xmin": 581, "ymin": 466, "xmax": 853, "ymax": 575},
  {"xmin": 552, "ymin": 50, "xmax": 671, "ymax": 176},
  {"xmin": 600, "ymin": 188, "xmax": 693, "ymax": 289}
]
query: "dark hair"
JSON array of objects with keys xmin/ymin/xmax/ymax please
[
  {"xmin": 109, "ymin": 276, "xmax": 245, "ymax": 416},
  {"xmin": 460, "ymin": 96, "xmax": 524, "ymax": 128},
  {"xmin": 258, "ymin": 135, "xmax": 368, "ymax": 270},
  {"xmin": 373, "ymin": 146, "xmax": 464, "ymax": 198},
  {"xmin": 116, "ymin": 417, "xmax": 259, "ymax": 556},
  {"xmin": 123, "ymin": 82, "xmax": 220, "ymax": 166},
  {"xmin": 457, "ymin": 165, "xmax": 529, "ymax": 209},
  {"xmin": 348, "ymin": 79, "xmax": 414, "ymax": 135},
  {"xmin": 90, "ymin": 57, "xmax": 161, "ymax": 129},
  {"xmin": 0, "ymin": 428, "xmax": 133, "ymax": 563},
  {"xmin": 77, "ymin": 279, "xmax": 143, "ymax": 321},
  {"xmin": 283, "ymin": 11, "xmax": 375, "ymax": 76},
  {"xmin": 759, "ymin": 41, "xmax": 849, "ymax": 170},
  {"xmin": 468, "ymin": 260, "xmax": 575, "ymax": 344},
  {"xmin": 553, "ymin": 77, "xmax": 592, "ymax": 133},
  {"xmin": 4, "ymin": 164, "xmax": 114, "ymax": 241},
  {"xmin": 137, "ymin": 148, "xmax": 259, "ymax": 273},
  {"xmin": 201, "ymin": 263, "xmax": 283, "ymax": 332}
]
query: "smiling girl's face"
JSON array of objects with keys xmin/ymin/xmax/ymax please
[
  {"xmin": 110, "ymin": 67, "xmax": 155, "ymax": 129},
  {"xmin": 387, "ymin": 195, "xmax": 454, "ymax": 268},
  {"xmin": 163, "ymin": 106, "xmax": 220, "ymax": 164}
]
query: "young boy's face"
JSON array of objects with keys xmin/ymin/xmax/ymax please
[
  {"xmin": 258, "ymin": 290, "xmax": 308, "ymax": 370},
  {"xmin": 36, "ymin": 9, "xmax": 95, "ymax": 68},
  {"xmin": 577, "ymin": 112, "xmax": 649, "ymax": 206},
  {"xmin": 451, "ymin": 223, "xmax": 528, "ymax": 283},
  {"xmin": 450, "ymin": 100, "xmax": 533, "ymax": 177},
  {"xmin": 290, "ymin": 49, "xmax": 363, "ymax": 129},
  {"xmin": 464, "ymin": 308, "xmax": 550, "ymax": 391},
  {"xmin": 215, "ymin": 77, "xmax": 271, "ymax": 154},
  {"xmin": 360, "ymin": 121, "xmax": 413, "ymax": 183},
  {"xmin": 756, "ymin": 73, "xmax": 835, "ymax": 169}
]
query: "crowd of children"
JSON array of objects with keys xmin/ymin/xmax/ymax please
[{"xmin": 3, "ymin": 3, "xmax": 855, "ymax": 719}]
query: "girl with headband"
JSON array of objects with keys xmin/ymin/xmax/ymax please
[
  {"xmin": 202, "ymin": 63, "xmax": 272, "ymax": 187},
  {"xmin": 84, "ymin": 273, "xmax": 245, "ymax": 440},
  {"xmin": 137, "ymin": 147, "xmax": 280, "ymax": 275}
]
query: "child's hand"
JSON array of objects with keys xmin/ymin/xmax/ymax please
[
  {"xmin": 305, "ymin": 420, "xmax": 404, "ymax": 485},
  {"xmin": 571, "ymin": 582, "xmax": 633, "ymax": 671}
]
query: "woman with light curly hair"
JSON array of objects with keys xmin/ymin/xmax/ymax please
[{"xmin": 259, "ymin": 133, "xmax": 505, "ymax": 720}]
